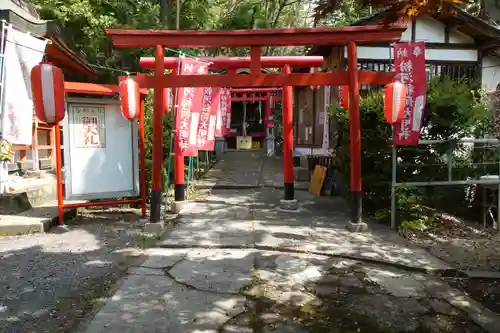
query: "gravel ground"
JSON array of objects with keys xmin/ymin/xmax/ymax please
[{"xmin": 0, "ymin": 207, "xmax": 155, "ymax": 333}]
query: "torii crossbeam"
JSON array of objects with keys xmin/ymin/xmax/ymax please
[{"xmin": 106, "ymin": 25, "xmax": 406, "ymax": 231}]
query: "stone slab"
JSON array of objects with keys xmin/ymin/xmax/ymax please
[
  {"xmin": 364, "ymin": 266, "xmax": 427, "ymax": 298},
  {"xmin": 169, "ymin": 249, "xmax": 256, "ymax": 294},
  {"xmin": 160, "ymin": 220, "xmax": 255, "ymax": 248},
  {"xmin": 83, "ymin": 273, "xmax": 247, "ymax": 333},
  {"xmin": 141, "ymin": 248, "xmax": 189, "ymax": 269}
]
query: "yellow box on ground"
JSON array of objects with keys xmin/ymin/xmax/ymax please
[{"xmin": 309, "ymin": 165, "xmax": 327, "ymax": 196}]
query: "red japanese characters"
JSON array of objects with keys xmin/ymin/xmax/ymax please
[
  {"xmin": 119, "ymin": 78, "xmax": 141, "ymax": 120},
  {"xmin": 384, "ymin": 81, "xmax": 406, "ymax": 124},
  {"xmin": 174, "ymin": 58, "xmax": 209, "ymax": 156},
  {"xmin": 197, "ymin": 87, "xmax": 220, "ymax": 150},
  {"xmin": 393, "ymin": 42, "xmax": 427, "ymax": 146},
  {"xmin": 31, "ymin": 62, "xmax": 65, "ymax": 125},
  {"xmin": 219, "ymin": 88, "xmax": 232, "ymax": 136}
]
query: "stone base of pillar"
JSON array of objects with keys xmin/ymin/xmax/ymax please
[
  {"xmin": 170, "ymin": 200, "xmax": 189, "ymax": 214},
  {"xmin": 346, "ymin": 221, "xmax": 369, "ymax": 232},
  {"xmin": 144, "ymin": 221, "xmax": 165, "ymax": 233},
  {"xmin": 279, "ymin": 199, "xmax": 298, "ymax": 211}
]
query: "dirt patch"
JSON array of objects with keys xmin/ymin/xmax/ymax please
[
  {"xmin": 447, "ymin": 279, "xmax": 500, "ymax": 315},
  {"xmin": 401, "ymin": 212, "xmax": 500, "ymax": 316},
  {"xmin": 402, "ymin": 213, "xmax": 500, "ymax": 272}
]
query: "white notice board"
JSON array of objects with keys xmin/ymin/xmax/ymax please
[{"xmin": 63, "ymin": 98, "xmax": 140, "ymax": 200}]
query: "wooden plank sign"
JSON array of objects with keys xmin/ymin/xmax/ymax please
[{"xmin": 309, "ymin": 165, "xmax": 327, "ymax": 196}]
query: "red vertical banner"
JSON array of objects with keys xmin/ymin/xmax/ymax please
[
  {"xmin": 220, "ymin": 88, "xmax": 232, "ymax": 136},
  {"xmin": 393, "ymin": 42, "xmax": 426, "ymax": 146},
  {"xmin": 214, "ymin": 88, "xmax": 224, "ymax": 138},
  {"xmin": 197, "ymin": 87, "xmax": 220, "ymax": 151},
  {"xmin": 175, "ymin": 58, "xmax": 209, "ymax": 156}
]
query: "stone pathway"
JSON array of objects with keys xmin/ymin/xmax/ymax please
[
  {"xmin": 195, "ymin": 151, "xmax": 309, "ymax": 191},
  {"xmin": 80, "ymin": 152, "xmax": 500, "ymax": 332},
  {"xmin": 196, "ymin": 151, "xmax": 264, "ymax": 189},
  {"xmin": 83, "ymin": 186, "xmax": 500, "ymax": 333}
]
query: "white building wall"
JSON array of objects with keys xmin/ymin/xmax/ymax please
[
  {"xmin": 449, "ymin": 29, "xmax": 475, "ymax": 44},
  {"xmin": 345, "ymin": 17, "xmax": 479, "ymax": 62},
  {"xmin": 482, "ymin": 56, "xmax": 500, "ymax": 93},
  {"xmin": 353, "ymin": 46, "xmax": 477, "ymax": 62},
  {"xmin": 415, "ymin": 17, "xmax": 446, "ymax": 43},
  {"xmin": 341, "ymin": 16, "xmax": 500, "ymax": 92}
]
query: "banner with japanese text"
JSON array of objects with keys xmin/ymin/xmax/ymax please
[
  {"xmin": 214, "ymin": 87, "xmax": 224, "ymax": 138},
  {"xmin": 197, "ymin": 87, "xmax": 221, "ymax": 151},
  {"xmin": 220, "ymin": 88, "xmax": 232, "ymax": 136},
  {"xmin": 393, "ymin": 42, "xmax": 426, "ymax": 146},
  {"xmin": 1, "ymin": 26, "xmax": 47, "ymax": 145},
  {"xmin": 175, "ymin": 58, "xmax": 209, "ymax": 156}
]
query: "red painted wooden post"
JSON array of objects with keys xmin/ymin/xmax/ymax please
[
  {"xmin": 282, "ymin": 64, "xmax": 294, "ymax": 200},
  {"xmin": 151, "ymin": 45, "xmax": 165, "ymax": 223},
  {"xmin": 173, "ymin": 65, "xmax": 185, "ymax": 203},
  {"xmin": 250, "ymin": 47, "xmax": 261, "ymax": 74},
  {"xmin": 347, "ymin": 41, "xmax": 362, "ymax": 225}
]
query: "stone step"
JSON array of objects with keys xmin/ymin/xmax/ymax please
[
  {"xmin": 0, "ymin": 172, "xmax": 57, "ymax": 214},
  {"xmin": 0, "ymin": 173, "xmax": 80, "ymax": 235},
  {"xmin": 0, "ymin": 201, "xmax": 78, "ymax": 235}
]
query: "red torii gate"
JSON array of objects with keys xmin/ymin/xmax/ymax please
[
  {"xmin": 141, "ymin": 57, "xmax": 289, "ymax": 137},
  {"xmin": 107, "ymin": 26, "xmax": 405, "ymax": 231},
  {"xmin": 230, "ymin": 88, "xmax": 281, "ymax": 139},
  {"xmin": 138, "ymin": 55, "xmax": 322, "ymax": 210}
]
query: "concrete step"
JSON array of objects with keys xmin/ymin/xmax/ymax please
[
  {"xmin": 0, "ymin": 172, "xmax": 57, "ymax": 214},
  {"xmin": 0, "ymin": 201, "xmax": 78, "ymax": 235},
  {"xmin": 0, "ymin": 173, "xmax": 80, "ymax": 235}
]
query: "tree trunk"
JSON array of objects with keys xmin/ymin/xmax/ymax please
[{"xmin": 159, "ymin": 0, "xmax": 173, "ymax": 28}]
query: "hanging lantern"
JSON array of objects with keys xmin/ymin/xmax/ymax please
[
  {"xmin": 31, "ymin": 62, "xmax": 65, "ymax": 125},
  {"xmin": 384, "ymin": 81, "xmax": 407, "ymax": 124},
  {"xmin": 339, "ymin": 85, "xmax": 349, "ymax": 109},
  {"xmin": 119, "ymin": 78, "xmax": 140, "ymax": 120}
]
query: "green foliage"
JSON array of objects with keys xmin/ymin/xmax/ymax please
[
  {"xmin": 33, "ymin": 0, "xmax": 160, "ymax": 81},
  {"xmin": 335, "ymin": 78, "xmax": 494, "ymax": 226}
]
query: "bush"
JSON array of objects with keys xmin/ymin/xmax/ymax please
[
  {"xmin": 143, "ymin": 92, "xmax": 174, "ymax": 202},
  {"xmin": 335, "ymin": 78, "xmax": 493, "ymax": 226}
]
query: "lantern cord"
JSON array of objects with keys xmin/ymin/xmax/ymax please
[
  {"xmin": 164, "ymin": 47, "xmax": 214, "ymax": 65},
  {"xmin": 88, "ymin": 64, "xmax": 136, "ymax": 76},
  {"xmin": 3, "ymin": 38, "xmax": 49, "ymax": 54}
]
